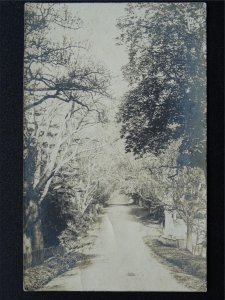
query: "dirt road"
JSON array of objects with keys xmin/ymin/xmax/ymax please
[{"xmin": 41, "ymin": 192, "xmax": 190, "ymax": 291}]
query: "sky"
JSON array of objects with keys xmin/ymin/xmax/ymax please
[
  {"xmin": 72, "ymin": 3, "xmax": 129, "ymax": 98},
  {"xmin": 50, "ymin": 3, "xmax": 129, "ymax": 99}
]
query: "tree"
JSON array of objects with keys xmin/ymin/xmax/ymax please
[
  {"xmin": 24, "ymin": 3, "xmax": 110, "ymax": 111},
  {"xmin": 116, "ymin": 3, "xmax": 207, "ymax": 252},
  {"xmin": 117, "ymin": 3, "xmax": 206, "ymax": 170},
  {"xmin": 173, "ymin": 166, "xmax": 206, "ymax": 251},
  {"xmin": 24, "ymin": 95, "xmax": 108, "ymax": 261},
  {"xmin": 23, "ymin": 3, "xmax": 111, "ymax": 261}
]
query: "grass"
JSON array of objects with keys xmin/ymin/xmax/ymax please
[
  {"xmin": 23, "ymin": 251, "xmax": 89, "ymax": 291},
  {"xmin": 145, "ymin": 238, "xmax": 207, "ymax": 291},
  {"xmin": 24, "ymin": 211, "xmax": 104, "ymax": 291},
  {"xmin": 130, "ymin": 204, "xmax": 207, "ymax": 291}
]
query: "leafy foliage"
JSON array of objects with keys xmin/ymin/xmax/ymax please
[
  {"xmin": 173, "ymin": 167, "xmax": 206, "ymax": 229},
  {"xmin": 117, "ymin": 3, "xmax": 206, "ymax": 169}
]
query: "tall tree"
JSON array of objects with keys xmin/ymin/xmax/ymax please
[
  {"xmin": 117, "ymin": 3, "xmax": 206, "ymax": 170},
  {"xmin": 23, "ymin": 3, "xmax": 111, "ymax": 261}
]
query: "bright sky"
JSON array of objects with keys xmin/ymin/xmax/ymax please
[{"xmin": 52, "ymin": 3, "xmax": 129, "ymax": 99}]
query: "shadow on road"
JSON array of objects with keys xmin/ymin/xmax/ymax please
[
  {"xmin": 128, "ymin": 205, "xmax": 160, "ymax": 226},
  {"xmin": 107, "ymin": 203, "xmax": 132, "ymax": 207}
]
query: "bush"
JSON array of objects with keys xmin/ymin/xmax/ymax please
[{"xmin": 58, "ymin": 203, "xmax": 102, "ymax": 250}]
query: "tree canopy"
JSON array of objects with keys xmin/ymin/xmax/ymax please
[
  {"xmin": 117, "ymin": 3, "xmax": 206, "ymax": 170},
  {"xmin": 23, "ymin": 3, "xmax": 112, "ymax": 258},
  {"xmin": 24, "ymin": 3, "xmax": 110, "ymax": 112}
]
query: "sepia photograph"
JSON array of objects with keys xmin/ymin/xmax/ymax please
[{"xmin": 23, "ymin": 2, "xmax": 207, "ymax": 292}]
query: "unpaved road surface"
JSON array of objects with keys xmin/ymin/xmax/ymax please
[{"xmin": 41, "ymin": 193, "xmax": 190, "ymax": 291}]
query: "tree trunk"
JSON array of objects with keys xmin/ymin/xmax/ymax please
[
  {"xmin": 24, "ymin": 199, "xmax": 44, "ymax": 266},
  {"xmin": 164, "ymin": 209, "xmax": 175, "ymax": 236},
  {"xmin": 23, "ymin": 233, "xmax": 32, "ymax": 268},
  {"xmin": 186, "ymin": 222, "xmax": 193, "ymax": 252}
]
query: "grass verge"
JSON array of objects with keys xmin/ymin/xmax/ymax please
[
  {"xmin": 145, "ymin": 237, "xmax": 207, "ymax": 291},
  {"xmin": 23, "ymin": 251, "xmax": 89, "ymax": 291}
]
